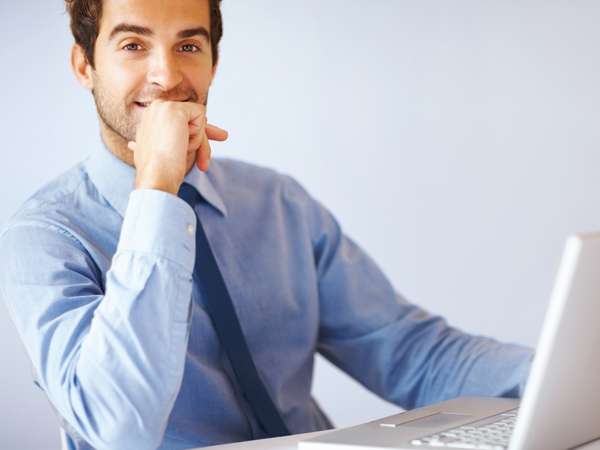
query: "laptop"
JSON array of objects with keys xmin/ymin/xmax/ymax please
[{"xmin": 299, "ymin": 232, "xmax": 600, "ymax": 450}]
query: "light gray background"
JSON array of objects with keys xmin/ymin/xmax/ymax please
[{"xmin": 1, "ymin": 1, "xmax": 599, "ymax": 449}]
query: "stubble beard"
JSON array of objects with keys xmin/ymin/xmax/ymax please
[{"xmin": 92, "ymin": 76, "xmax": 138, "ymax": 145}]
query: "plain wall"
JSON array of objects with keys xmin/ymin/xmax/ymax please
[{"xmin": 1, "ymin": 1, "xmax": 600, "ymax": 448}]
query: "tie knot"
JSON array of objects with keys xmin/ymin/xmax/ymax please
[{"xmin": 178, "ymin": 182, "xmax": 202, "ymax": 208}]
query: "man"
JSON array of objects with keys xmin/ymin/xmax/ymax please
[{"xmin": 0, "ymin": 1, "xmax": 533, "ymax": 449}]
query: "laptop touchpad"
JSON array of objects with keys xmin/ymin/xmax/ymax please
[{"xmin": 381, "ymin": 412, "xmax": 471, "ymax": 428}]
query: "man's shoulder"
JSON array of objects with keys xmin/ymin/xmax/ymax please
[
  {"xmin": 208, "ymin": 157, "xmax": 284, "ymax": 185},
  {"xmin": 208, "ymin": 157, "xmax": 312, "ymax": 204},
  {"xmin": 1, "ymin": 158, "xmax": 101, "ymax": 237}
]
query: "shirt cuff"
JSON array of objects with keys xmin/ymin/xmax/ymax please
[
  {"xmin": 117, "ymin": 189, "xmax": 197, "ymax": 272},
  {"xmin": 518, "ymin": 350, "xmax": 535, "ymax": 397}
]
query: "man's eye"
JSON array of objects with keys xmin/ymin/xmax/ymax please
[
  {"xmin": 180, "ymin": 44, "xmax": 201, "ymax": 53},
  {"xmin": 123, "ymin": 43, "xmax": 142, "ymax": 51}
]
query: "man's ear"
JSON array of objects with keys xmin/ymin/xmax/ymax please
[{"xmin": 71, "ymin": 44, "xmax": 94, "ymax": 90}]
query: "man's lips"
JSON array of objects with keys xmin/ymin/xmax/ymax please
[{"xmin": 134, "ymin": 98, "xmax": 193, "ymax": 108}]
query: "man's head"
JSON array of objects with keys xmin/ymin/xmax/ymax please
[
  {"xmin": 66, "ymin": 0, "xmax": 223, "ymax": 69},
  {"xmin": 67, "ymin": 0, "xmax": 223, "ymax": 159}
]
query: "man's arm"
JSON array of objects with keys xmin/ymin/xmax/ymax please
[
  {"xmin": 0, "ymin": 189, "xmax": 197, "ymax": 450},
  {"xmin": 282, "ymin": 175, "xmax": 533, "ymax": 410}
]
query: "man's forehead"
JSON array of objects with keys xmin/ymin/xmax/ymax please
[{"xmin": 100, "ymin": 0, "xmax": 211, "ymax": 35}]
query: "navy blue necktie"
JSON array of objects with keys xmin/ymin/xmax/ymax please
[{"xmin": 178, "ymin": 182, "xmax": 290, "ymax": 438}]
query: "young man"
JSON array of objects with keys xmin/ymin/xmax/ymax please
[{"xmin": 0, "ymin": 1, "xmax": 533, "ymax": 449}]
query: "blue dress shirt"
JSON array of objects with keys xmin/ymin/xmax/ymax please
[{"xmin": 0, "ymin": 143, "xmax": 532, "ymax": 450}]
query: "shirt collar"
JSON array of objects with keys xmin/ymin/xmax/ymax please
[{"xmin": 85, "ymin": 141, "xmax": 228, "ymax": 217}]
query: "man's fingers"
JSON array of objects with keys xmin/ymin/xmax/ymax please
[
  {"xmin": 188, "ymin": 112, "xmax": 206, "ymax": 136},
  {"xmin": 189, "ymin": 121, "xmax": 228, "ymax": 142},
  {"xmin": 196, "ymin": 132, "xmax": 212, "ymax": 172},
  {"xmin": 136, "ymin": 98, "xmax": 222, "ymax": 173},
  {"xmin": 177, "ymin": 101, "xmax": 206, "ymax": 122},
  {"xmin": 206, "ymin": 124, "xmax": 229, "ymax": 142},
  {"xmin": 187, "ymin": 132, "xmax": 204, "ymax": 154},
  {"xmin": 188, "ymin": 115, "xmax": 206, "ymax": 137}
]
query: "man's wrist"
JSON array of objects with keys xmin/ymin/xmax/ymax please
[
  {"xmin": 135, "ymin": 178, "xmax": 179, "ymax": 196},
  {"xmin": 118, "ymin": 189, "xmax": 197, "ymax": 271}
]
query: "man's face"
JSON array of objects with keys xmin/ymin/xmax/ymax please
[{"xmin": 90, "ymin": 0, "xmax": 216, "ymax": 143}]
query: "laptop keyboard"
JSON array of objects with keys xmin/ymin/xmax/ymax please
[{"xmin": 410, "ymin": 409, "xmax": 518, "ymax": 449}]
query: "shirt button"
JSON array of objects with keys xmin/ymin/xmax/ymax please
[{"xmin": 187, "ymin": 224, "xmax": 194, "ymax": 236}]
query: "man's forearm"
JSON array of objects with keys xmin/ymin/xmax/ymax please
[
  {"xmin": 1, "ymin": 189, "xmax": 197, "ymax": 450},
  {"xmin": 73, "ymin": 190, "xmax": 196, "ymax": 448}
]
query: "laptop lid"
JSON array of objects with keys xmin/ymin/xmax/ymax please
[{"xmin": 510, "ymin": 233, "xmax": 600, "ymax": 450}]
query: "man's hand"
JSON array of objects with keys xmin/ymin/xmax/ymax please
[
  {"xmin": 128, "ymin": 100, "xmax": 228, "ymax": 195},
  {"xmin": 191, "ymin": 115, "xmax": 229, "ymax": 173}
]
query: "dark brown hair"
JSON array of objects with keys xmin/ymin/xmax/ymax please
[{"xmin": 65, "ymin": 0, "xmax": 223, "ymax": 68}]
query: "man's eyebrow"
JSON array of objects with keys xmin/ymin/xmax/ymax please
[
  {"xmin": 177, "ymin": 27, "xmax": 210, "ymax": 43},
  {"xmin": 109, "ymin": 23, "xmax": 154, "ymax": 41},
  {"xmin": 108, "ymin": 24, "xmax": 210, "ymax": 43}
]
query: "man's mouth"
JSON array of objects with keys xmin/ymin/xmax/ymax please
[{"xmin": 134, "ymin": 98, "xmax": 193, "ymax": 109}]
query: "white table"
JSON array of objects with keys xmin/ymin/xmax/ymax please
[
  {"xmin": 199, "ymin": 431, "xmax": 328, "ymax": 450},
  {"xmin": 196, "ymin": 430, "xmax": 600, "ymax": 450}
]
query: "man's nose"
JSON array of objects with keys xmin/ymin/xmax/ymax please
[{"xmin": 146, "ymin": 50, "xmax": 183, "ymax": 91}]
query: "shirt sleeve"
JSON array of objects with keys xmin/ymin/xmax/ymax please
[
  {"xmin": 0, "ymin": 189, "xmax": 197, "ymax": 450},
  {"xmin": 282, "ymin": 175, "xmax": 533, "ymax": 411}
]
